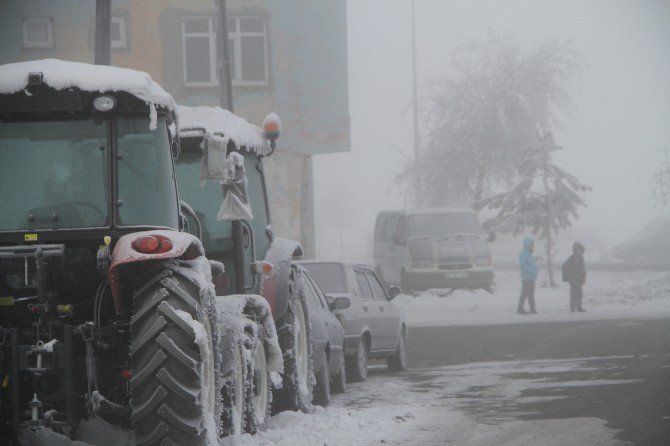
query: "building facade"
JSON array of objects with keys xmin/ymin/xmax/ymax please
[{"xmin": 0, "ymin": 0, "xmax": 350, "ymax": 256}]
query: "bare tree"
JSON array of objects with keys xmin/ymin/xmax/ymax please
[
  {"xmin": 480, "ymin": 132, "xmax": 591, "ymax": 287},
  {"xmin": 399, "ymin": 33, "xmax": 580, "ymax": 209}
]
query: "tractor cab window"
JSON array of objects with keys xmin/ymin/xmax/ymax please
[
  {"xmin": 116, "ymin": 117, "xmax": 180, "ymax": 229},
  {"xmin": 0, "ymin": 119, "xmax": 108, "ymax": 231}
]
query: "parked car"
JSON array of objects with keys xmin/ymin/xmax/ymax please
[
  {"xmin": 294, "ymin": 264, "xmax": 347, "ymax": 406},
  {"xmin": 374, "ymin": 208, "xmax": 495, "ymax": 293},
  {"xmin": 296, "ymin": 261, "xmax": 408, "ymax": 382}
]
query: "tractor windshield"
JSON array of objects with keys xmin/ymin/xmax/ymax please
[
  {"xmin": 115, "ymin": 117, "xmax": 179, "ymax": 229},
  {"xmin": 0, "ymin": 116, "xmax": 180, "ymax": 232},
  {"xmin": 0, "ymin": 119, "xmax": 109, "ymax": 231}
]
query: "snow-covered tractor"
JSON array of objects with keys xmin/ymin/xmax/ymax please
[
  {"xmin": 175, "ymin": 106, "xmax": 314, "ymax": 418},
  {"xmin": 0, "ymin": 60, "xmax": 279, "ymax": 445}
]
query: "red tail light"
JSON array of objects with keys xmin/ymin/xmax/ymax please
[
  {"xmin": 120, "ymin": 369, "xmax": 132, "ymax": 380},
  {"xmin": 132, "ymin": 235, "xmax": 174, "ymax": 254}
]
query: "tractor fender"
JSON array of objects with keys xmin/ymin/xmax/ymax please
[
  {"xmin": 108, "ymin": 230, "xmax": 205, "ymax": 314},
  {"xmin": 259, "ymin": 238, "xmax": 303, "ymax": 321}
]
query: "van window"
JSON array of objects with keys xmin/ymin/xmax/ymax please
[
  {"xmin": 407, "ymin": 212, "xmax": 482, "ymax": 238},
  {"xmin": 355, "ymin": 270, "xmax": 374, "ymax": 300}
]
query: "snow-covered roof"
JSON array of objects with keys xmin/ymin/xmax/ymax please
[
  {"xmin": 178, "ymin": 105, "xmax": 270, "ymax": 156},
  {"xmin": 0, "ymin": 59, "xmax": 176, "ymax": 112}
]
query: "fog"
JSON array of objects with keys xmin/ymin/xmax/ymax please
[{"xmin": 314, "ymin": 0, "xmax": 670, "ymax": 262}]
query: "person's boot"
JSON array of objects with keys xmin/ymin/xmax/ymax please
[
  {"xmin": 517, "ymin": 307, "xmax": 528, "ymax": 314},
  {"xmin": 530, "ymin": 307, "xmax": 537, "ymax": 314},
  {"xmin": 577, "ymin": 307, "xmax": 586, "ymax": 312}
]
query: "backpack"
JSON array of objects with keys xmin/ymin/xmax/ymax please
[{"xmin": 562, "ymin": 257, "xmax": 571, "ymax": 282}]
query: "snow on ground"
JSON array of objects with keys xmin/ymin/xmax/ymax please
[
  {"xmin": 393, "ymin": 269, "xmax": 670, "ymax": 327},
  {"xmin": 223, "ymin": 355, "xmax": 632, "ymax": 446}
]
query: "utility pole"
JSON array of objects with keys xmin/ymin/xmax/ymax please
[
  {"xmin": 217, "ymin": 0, "xmax": 234, "ymax": 111},
  {"xmin": 94, "ymin": 0, "xmax": 111, "ymax": 65},
  {"xmin": 411, "ymin": 0, "xmax": 421, "ymax": 207}
]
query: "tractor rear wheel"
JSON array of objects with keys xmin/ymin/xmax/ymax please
[{"xmin": 130, "ymin": 264, "xmax": 217, "ymax": 446}]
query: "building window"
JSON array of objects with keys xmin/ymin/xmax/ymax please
[
  {"xmin": 111, "ymin": 16, "xmax": 127, "ymax": 49},
  {"xmin": 182, "ymin": 17, "xmax": 218, "ymax": 87},
  {"xmin": 23, "ymin": 17, "xmax": 54, "ymax": 48},
  {"xmin": 227, "ymin": 16, "xmax": 268, "ymax": 86}
]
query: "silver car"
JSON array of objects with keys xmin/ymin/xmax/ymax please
[{"xmin": 296, "ymin": 261, "xmax": 408, "ymax": 382}]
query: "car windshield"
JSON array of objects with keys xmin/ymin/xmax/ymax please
[
  {"xmin": 0, "ymin": 119, "xmax": 108, "ymax": 231},
  {"xmin": 300, "ymin": 263, "xmax": 348, "ymax": 294},
  {"xmin": 407, "ymin": 212, "xmax": 483, "ymax": 238}
]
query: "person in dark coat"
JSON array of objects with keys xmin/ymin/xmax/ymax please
[
  {"xmin": 518, "ymin": 237, "xmax": 538, "ymax": 314},
  {"xmin": 563, "ymin": 242, "xmax": 587, "ymax": 312}
]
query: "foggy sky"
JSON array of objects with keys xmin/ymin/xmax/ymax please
[{"xmin": 313, "ymin": 0, "xmax": 670, "ymax": 261}]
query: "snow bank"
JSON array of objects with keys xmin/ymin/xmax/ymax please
[
  {"xmin": 178, "ymin": 105, "xmax": 270, "ymax": 156},
  {"xmin": 394, "ymin": 270, "xmax": 670, "ymax": 327},
  {"xmin": 0, "ymin": 59, "xmax": 176, "ymax": 112}
]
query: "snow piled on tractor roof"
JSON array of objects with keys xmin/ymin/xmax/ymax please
[
  {"xmin": 178, "ymin": 105, "xmax": 270, "ymax": 155},
  {"xmin": 0, "ymin": 59, "xmax": 176, "ymax": 111}
]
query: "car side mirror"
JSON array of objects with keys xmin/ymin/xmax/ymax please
[
  {"xmin": 488, "ymin": 231, "xmax": 496, "ymax": 242},
  {"xmin": 387, "ymin": 286, "xmax": 401, "ymax": 300},
  {"xmin": 327, "ymin": 296, "xmax": 351, "ymax": 311}
]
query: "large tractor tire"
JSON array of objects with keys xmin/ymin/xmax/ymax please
[
  {"xmin": 244, "ymin": 323, "xmax": 272, "ymax": 433},
  {"xmin": 130, "ymin": 264, "xmax": 218, "ymax": 446},
  {"xmin": 273, "ymin": 267, "xmax": 313, "ymax": 413},
  {"xmin": 219, "ymin": 336, "xmax": 246, "ymax": 437}
]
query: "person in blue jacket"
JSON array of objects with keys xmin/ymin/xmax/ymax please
[{"xmin": 518, "ymin": 237, "xmax": 538, "ymax": 314}]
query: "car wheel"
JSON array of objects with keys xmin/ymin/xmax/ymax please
[
  {"xmin": 345, "ymin": 337, "xmax": 368, "ymax": 382},
  {"xmin": 312, "ymin": 354, "xmax": 331, "ymax": 406},
  {"xmin": 331, "ymin": 350, "xmax": 347, "ymax": 394},
  {"xmin": 387, "ymin": 328, "xmax": 408, "ymax": 372}
]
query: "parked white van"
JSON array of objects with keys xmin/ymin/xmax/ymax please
[{"xmin": 374, "ymin": 208, "xmax": 494, "ymax": 293}]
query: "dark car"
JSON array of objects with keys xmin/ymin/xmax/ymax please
[
  {"xmin": 294, "ymin": 264, "xmax": 348, "ymax": 406},
  {"xmin": 296, "ymin": 261, "xmax": 408, "ymax": 382}
]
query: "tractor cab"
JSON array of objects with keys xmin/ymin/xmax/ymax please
[{"xmin": 175, "ymin": 106, "xmax": 280, "ymax": 295}]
